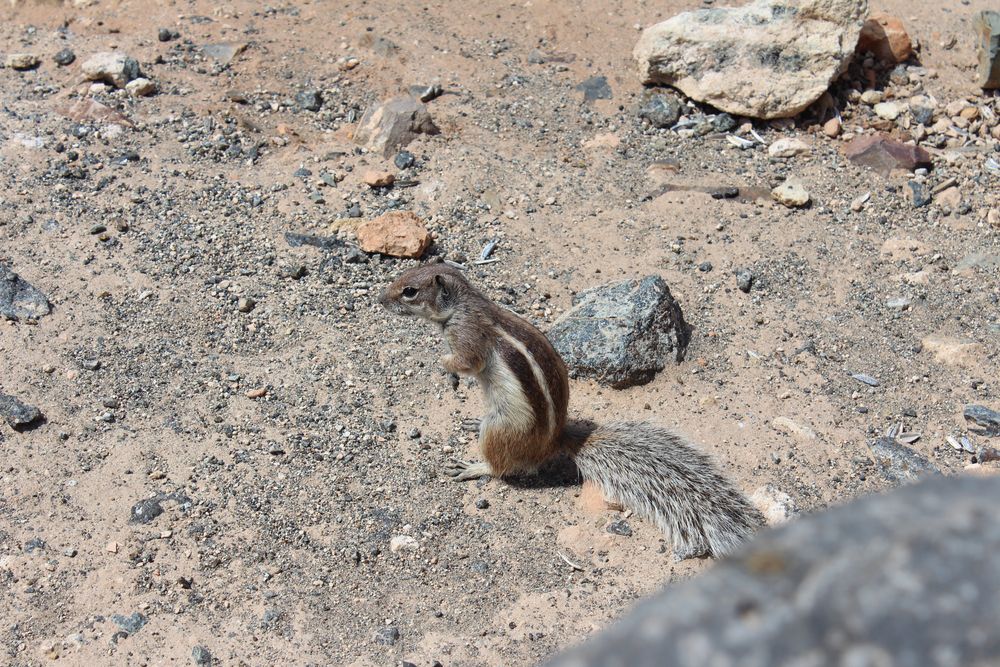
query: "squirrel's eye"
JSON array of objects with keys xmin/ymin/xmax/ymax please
[{"xmin": 401, "ymin": 287, "xmax": 418, "ymax": 299}]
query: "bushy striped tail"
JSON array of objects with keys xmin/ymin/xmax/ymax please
[{"xmin": 567, "ymin": 421, "xmax": 765, "ymax": 559}]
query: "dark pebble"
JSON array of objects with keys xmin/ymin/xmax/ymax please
[
  {"xmin": 394, "ymin": 151, "xmax": 415, "ymax": 169},
  {"xmin": 130, "ymin": 497, "xmax": 164, "ymax": 524},
  {"xmin": 908, "ymin": 181, "xmax": 931, "ymax": 208},
  {"xmin": 408, "ymin": 427, "xmax": 421, "ymax": 439},
  {"xmin": 712, "ymin": 113, "xmax": 737, "ymax": 132},
  {"xmin": 736, "ymin": 269, "xmax": 753, "ymax": 293},
  {"xmin": 0, "ymin": 392, "xmax": 43, "ymax": 430},
  {"xmin": 53, "ymin": 48, "xmax": 76, "ymax": 66},
  {"xmin": 374, "ymin": 626, "xmax": 400, "ymax": 646},
  {"xmin": 698, "ymin": 262, "xmax": 713, "ymax": 272},
  {"xmin": 475, "ymin": 499, "xmax": 490, "ymax": 509},
  {"xmin": 606, "ymin": 520, "xmax": 632, "ymax": 536},
  {"xmin": 296, "ymin": 89, "xmax": 323, "ymax": 112},
  {"xmin": 191, "ymin": 646, "xmax": 212, "ymax": 666},
  {"xmin": 111, "ymin": 612, "xmax": 147, "ymax": 635}
]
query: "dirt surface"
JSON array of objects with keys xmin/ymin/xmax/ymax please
[{"xmin": 1, "ymin": 0, "xmax": 998, "ymax": 665}]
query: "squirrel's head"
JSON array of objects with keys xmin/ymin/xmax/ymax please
[{"xmin": 380, "ymin": 261, "xmax": 469, "ymax": 323}]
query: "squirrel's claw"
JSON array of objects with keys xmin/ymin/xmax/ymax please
[
  {"xmin": 460, "ymin": 418, "xmax": 482, "ymax": 434},
  {"xmin": 443, "ymin": 458, "xmax": 492, "ymax": 482}
]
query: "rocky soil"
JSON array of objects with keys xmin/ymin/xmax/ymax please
[{"xmin": 1, "ymin": 0, "xmax": 998, "ymax": 666}]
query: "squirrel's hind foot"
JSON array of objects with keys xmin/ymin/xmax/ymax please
[{"xmin": 443, "ymin": 458, "xmax": 492, "ymax": 482}]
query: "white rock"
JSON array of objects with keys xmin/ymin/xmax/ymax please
[
  {"xmin": 125, "ymin": 77, "xmax": 157, "ymax": 97},
  {"xmin": 5, "ymin": 53, "xmax": 40, "ymax": 70},
  {"xmin": 771, "ymin": 178, "xmax": 811, "ymax": 207},
  {"xmin": 873, "ymin": 101, "xmax": 903, "ymax": 120},
  {"xmin": 81, "ymin": 52, "xmax": 140, "ymax": 88},
  {"xmin": 772, "ymin": 416, "xmax": 818, "ymax": 440},
  {"xmin": 389, "ymin": 535, "xmax": 419, "ymax": 553},
  {"xmin": 633, "ymin": 0, "xmax": 868, "ymax": 119},
  {"xmin": 750, "ymin": 485, "xmax": 798, "ymax": 524},
  {"xmin": 767, "ymin": 137, "xmax": 810, "ymax": 157}
]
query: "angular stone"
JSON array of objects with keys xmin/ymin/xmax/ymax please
[
  {"xmin": 974, "ymin": 11, "xmax": 1000, "ymax": 89},
  {"xmin": 5, "ymin": 53, "xmax": 40, "ymax": 70},
  {"xmin": 356, "ymin": 211, "xmax": 431, "ymax": 258},
  {"xmin": 201, "ymin": 42, "xmax": 247, "ymax": 66},
  {"xmin": 353, "ymin": 96, "xmax": 440, "ymax": 157},
  {"xmin": 857, "ymin": 12, "xmax": 913, "ymax": 63},
  {"xmin": 548, "ymin": 276, "xmax": 690, "ymax": 388},
  {"xmin": 749, "ymin": 485, "xmax": 797, "ymax": 524},
  {"xmin": 547, "ymin": 476, "xmax": 1000, "ymax": 667},
  {"xmin": 771, "ymin": 178, "xmax": 810, "ymax": 207},
  {"xmin": 57, "ymin": 98, "xmax": 134, "ymax": 128},
  {"xmin": 576, "ymin": 75, "xmax": 612, "ymax": 102},
  {"xmin": 0, "ymin": 263, "xmax": 50, "ymax": 321},
  {"xmin": 771, "ymin": 416, "xmax": 817, "ymax": 440},
  {"xmin": 0, "ymin": 392, "xmax": 42, "ymax": 430},
  {"xmin": 868, "ymin": 436, "xmax": 941, "ymax": 485},
  {"xmin": 81, "ymin": 52, "xmax": 140, "ymax": 88},
  {"xmin": 921, "ymin": 334, "xmax": 985, "ymax": 369},
  {"xmin": 633, "ymin": 0, "xmax": 867, "ymax": 119},
  {"xmin": 362, "ymin": 170, "xmax": 395, "ymax": 187},
  {"xmin": 964, "ymin": 405, "xmax": 1000, "ymax": 435},
  {"xmin": 843, "ymin": 134, "xmax": 932, "ymax": 177}
]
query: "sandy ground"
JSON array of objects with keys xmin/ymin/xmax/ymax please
[{"xmin": 1, "ymin": 0, "xmax": 998, "ymax": 665}]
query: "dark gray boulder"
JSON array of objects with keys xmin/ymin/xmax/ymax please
[
  {"xmin": 0, "ymin": 263, "xmax": 51, "ymax": 321},
  {"xmin": 548, "ymin": 275, "xmax": 689, "ymax": 388},
  {"xmin": 0, "ymin": 392, "xmax": 42, "ymax": 430},
  {"xmin": 547, "ymin": 475, "xmax": 1000, "ymax": 667}
]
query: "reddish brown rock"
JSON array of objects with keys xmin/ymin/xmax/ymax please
[
  {"xmin": 857, "ymin": 12, "xmax": 913, "ymax": 64},
  {"xmin": 362, "ymin": 170, "xmax": 395, "ymax": 187},
  {"xmin": 357, "ymin": 211, "xmax": 431, "ymax": 258},
  {"xmin": 844, "ymin": 134, "xmax": 931, "ymax": 177}
]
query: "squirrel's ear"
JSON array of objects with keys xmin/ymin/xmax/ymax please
[{"xmin": 434, "ymin": 273, "xmax": 451, "ymax": 298}]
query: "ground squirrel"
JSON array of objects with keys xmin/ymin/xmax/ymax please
[{"xmin": 380, "ymin": 262, "xmax": 765, "ymax": 559}]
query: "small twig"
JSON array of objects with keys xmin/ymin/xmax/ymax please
[
  {"xmin": 472, "ymin": 258, "xmax": 501, "ymax": 266},
  {"xmin": 558, "ymin": 551, "xmax": 584, "ymax": 571}
]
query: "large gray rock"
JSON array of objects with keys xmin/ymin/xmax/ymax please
[
  {"xmin": 548, "ymin": 276, "xmax": 690, "ymax": 388},
  {"xmin": 0, "ymin": 263, "xmax": 51, "ymax": 321},
  {"xmin": 975, "ymin": 11, "xmax": 1000, "ymax": 89},
  {"xmin": 633, "ymin": 0, "xmax": 867, "ymax": 119},
  {"xmin": 867, "ymin": 435, "xmax": 941, "ymax": 484},
  {"xmin": 548, "ymin": 475, "xmax": 1000, "ymax": 667},
  {"xmin": 353, "ymin": 96, "xmax": 440, "ymax": 157}
]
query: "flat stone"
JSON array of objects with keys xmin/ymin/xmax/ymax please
[
  {"xmin": 771, "ymin": 178, "xmax": 810, "ymax": 207},
  {"xmin": 868, "ymin": 436, "xmax": 941, "ymax": 485},
  {"xmin": 547, "ymin": 476, "xmax": 1000, "ymax": 667},
  {"xmin": 0, "ymin": 392, "xmax": 42, "ymax": 430},
  {"xmin": 575, "ymin": 75, "xmax": 612, "ymax": 102},
  {"xmin": 975, "ymin": 11, "xmax": 1000, "ymax": 89},
  {"xmin": 389, "ymin": 535, "xmax": 419, "ymax": 553},
  {"xmin": 352, "ymin": 95, "xmax": 440, "ymax": 157},
  {"xmin": 771, "ymin": 416, "xmax": 817, "ymax": 441},
  {"xmin": 767, "ymin": 138, "xmax": 810, "ymax": 157},
  {"xmin": 907, "ymin": 180, "xmax": 931, "ymax": 208},
  {"xmin": 356, "ymin": 211, "xmax": 431, "ymax": 258},
  {"xmin": 921, "ymin": 334, "xmax": 985, "ymax": 369},
  {"xmin": 857, "ymin": 12, "xmax": 913, "ymax": 63},
  {"xmin": 0, "ymin": 263, "xmax": 51, "ymax": 321},
  {"xmin": 844, "ymin": 134, "xmax": 932, "ymax": 177},
  {"xmin": 5, "ymin": 53, "xmax": 40, "ymax": 70},
  {"xmin": 964, "ymin": 405, "xmax": 1000, "ymax": 435},
  {"xmin": 110, "ymin": 612, "xmax": 147, "ymax": 635},
  {"xmin": 81, "ymin": 52, "xmax": 140, "ymax": 88},
  {"xmin": 548, "ymin": 276, "xmax": 690, "ymax": 388},
  {"xmin": 633, "ymin": 0, "xmax": 867, "ymax": 119},
  {"xmin": 201, "ymin": 42, "xmax": 247, "ymax": 65}
]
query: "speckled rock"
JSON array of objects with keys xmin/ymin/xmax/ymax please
[
  {"xmin": 633, "ymin": 0, "xmax": 867, "ymax": 119},
  {"xmin": 548, "ymin": 276, "xmax": 690, "ymax": 388},
  {"xmin": 548, "ymin": 476, "xmax": 1000, "ymax": 667},
  {"xmin": 1, "ymin": 263, "xmax": 51, "ymax": 321}
]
